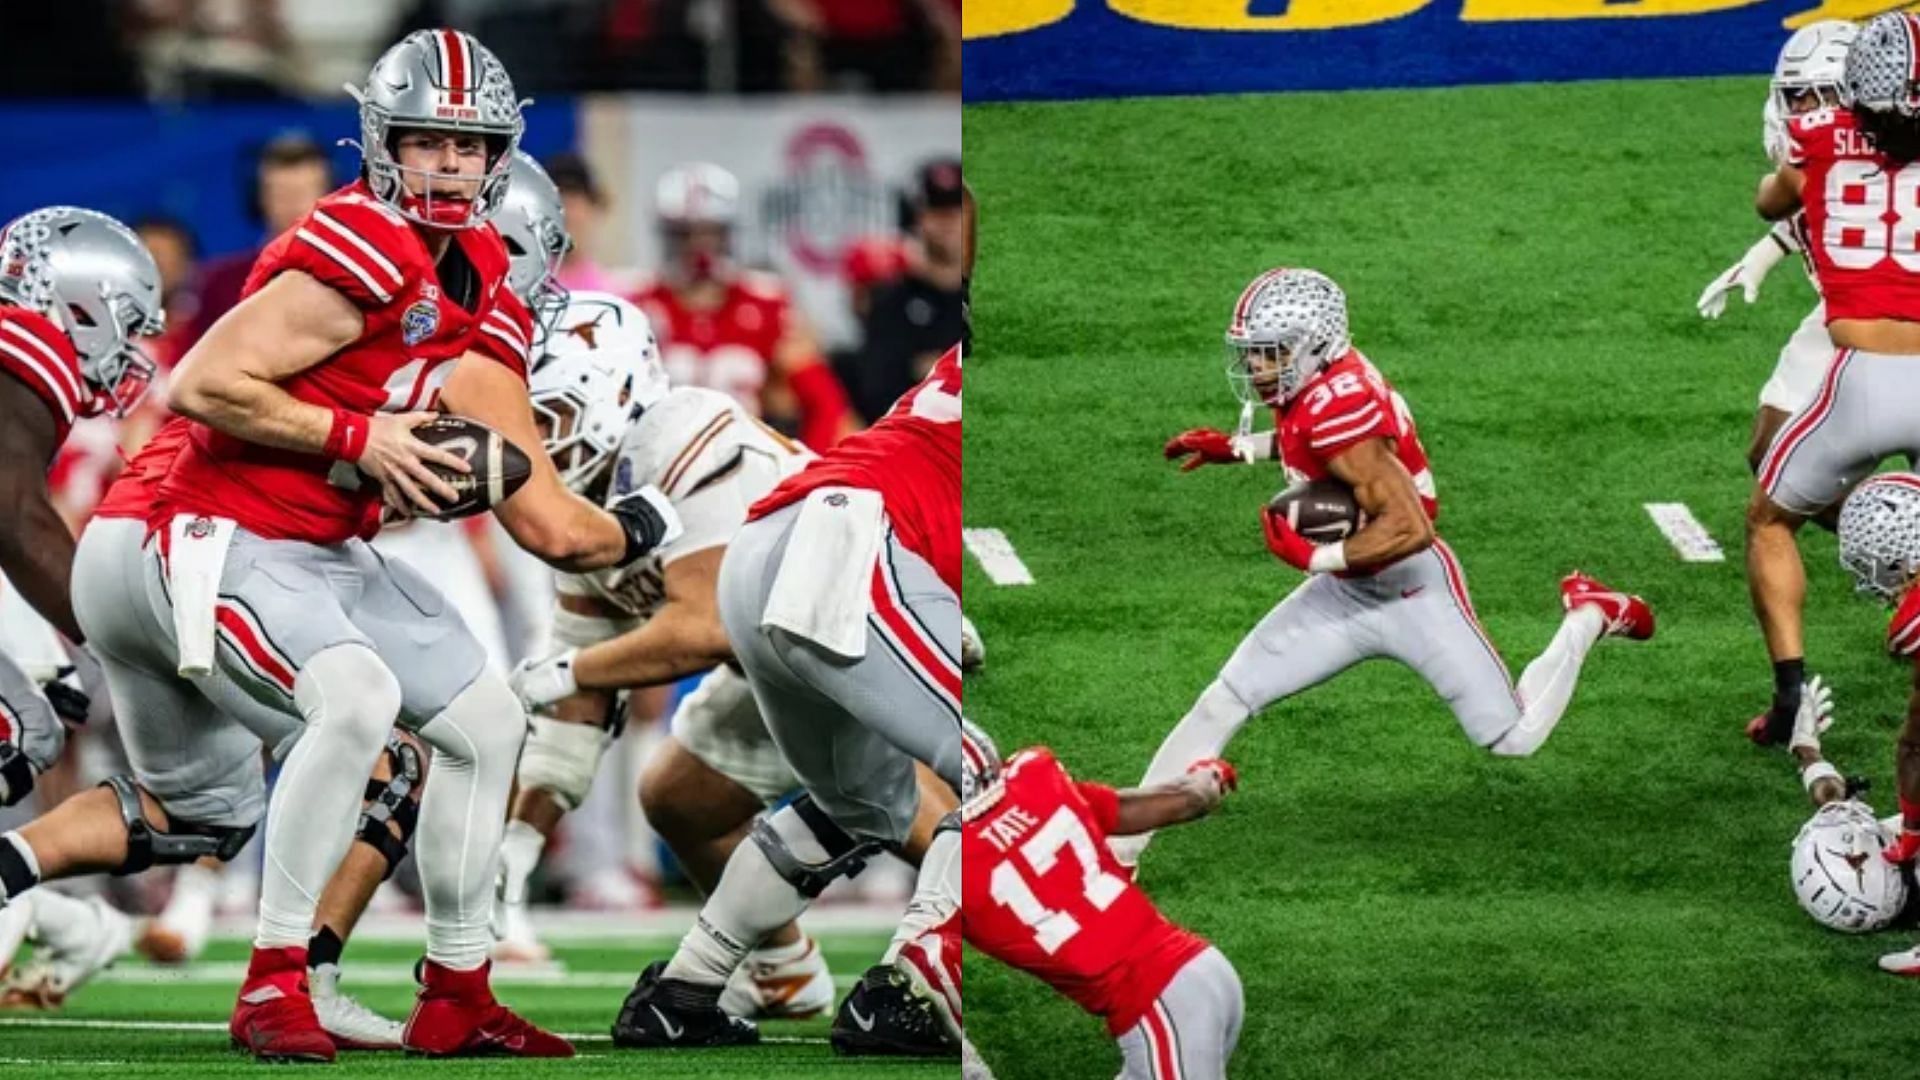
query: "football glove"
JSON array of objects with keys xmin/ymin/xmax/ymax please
[
  {"xmin": 510, "ymin": 648, "xmax": 580, "ymax": 711},
  {"xmin": 1788, "ymin": 675, "xmax": 1834, "ymax": 753},
  {"xmin": 1164, "ymin": 428, "xmax": 1267, "ymax": 471},
  {"xmin": 1261, "ymin": 505, "xmax": 1317, "ymax": 571},
  {"xmin": 1697, "ymin": 222, "xmax": 1797, "ymax": 319},
  {"xmin": 1186, "ymin": 758, "xmax": 1238, "ymax": 812}
]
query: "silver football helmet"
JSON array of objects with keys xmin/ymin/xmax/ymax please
[
  {"xmin": 1791, "ymin": 800, "xmax": 1909, "ymax": 933},
  {"xmin": 529, "ymin": 291, "xmax": 669, "ymax": 492},
  {"xmin": 959, "ymin": 717, "xmax": 1001, "ymax": 803},
  {"xmin": 344, "ymin": 29, "xmax": 525, "ymax": 230},
  {"xmin": 1224, "ymin": 267, "xmax": 1350, "ymax": 407},
  {"xmin": 0, "ymin": 206, "xmax": 163, "ymax": 417},
  {"xmin": 494, "ymin": 151, "xmax": 572, "ymax": 342},
  {"xmin": 1838, "ymin": 474, "xmax": 1920, "ymax": 602},
  {"xmin": 1845, "ymin": 13, "xmax": 1920, "ymax": 118}
]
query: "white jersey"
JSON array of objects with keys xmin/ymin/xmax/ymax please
[{"xmin": 553, "ymin": 387, "xmax": 815, "ymax": 645}]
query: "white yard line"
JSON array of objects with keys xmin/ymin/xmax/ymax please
[
  {"xmin": 0, "ymin": 1017, "xmax": 829, "ymax": 1046},
  {"xmin": 963, "ymin": 527, "xmax": 1034, "ymax": 585},
  {"xmin": 1643, "ymin": 502, "xmax": 1725, "ymax": 562}
]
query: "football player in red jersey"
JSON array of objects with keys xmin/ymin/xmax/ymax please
[
  {"xmin": 1829, "ymin": 474, "xmax": 1920, "ymax": 971},
  {"xmin": 0, "ymin": 31, "xmax": 678, "ymax": 1064},
  {"xmin": 1120, "ymin": 269, "xmax": 1654, "ymax": 867},
  {"xmin": 0, "ymin": 207, "xmax": 162, "ymax": 804},
  {"xmin": 632, "ymin": 162, "xmax": 855, "ymax": 451},
  {"xmin": 961, "ymin": 721, "xmax": 1245, "ymax": 1079},
  {"xmin": 1746, "ymin": 13, "xmax": 1920, "ymax": 747},
  {"xmin": 612, "ymin": 344, "xmax": 961, "ymax": 1052}
]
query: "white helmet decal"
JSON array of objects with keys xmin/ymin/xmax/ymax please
[{"xmin": 1791, "ymin": 800, "xmax": 1909, "ymax": 933}]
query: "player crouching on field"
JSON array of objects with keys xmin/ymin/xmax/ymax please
[
  {"xmin": 960, "ymin": 721, "xmax": 1246, "ymax": 1079},
  {"xmin": 1118, "ymin": 268, "xmax": 1653, "ymax": 868},
  {"xmin": 1825, "ymin": 473, "xmax": 1920, "ymax": 971}
]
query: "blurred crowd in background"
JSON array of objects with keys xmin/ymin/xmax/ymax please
[
  {"xmin": 0, "ymin": 0, "xmax": 959, "ymax": 931},
  {"xmin": 0, "ymin": 0, "xmax": 960, "ymax": 97}
]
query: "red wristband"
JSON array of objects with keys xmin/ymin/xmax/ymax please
[{"xmin": 325, "ymin": 409, "xmax": 370, "ymax": 462}]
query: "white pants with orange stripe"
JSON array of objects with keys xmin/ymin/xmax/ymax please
[
  {"xmin": 717, "ymin": 502, "xmax": 960, "ymax": 845},
  {"xmin": 1759, "ymin": 347, "xmax": 1920, "ymax": 517},
  {"xmin": 1758, "ymin": 303, "xmax": 1831, "ymax": 414},
  {"xmin": 1116, "ymin": 946, "xmax": 1243, "ymax": 1080}
]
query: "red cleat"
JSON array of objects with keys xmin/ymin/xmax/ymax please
[
  {"xmin": 1560, "ymin": 571, "xmax": 1655, "ymax": 640},
  {"xmin": 896, "ymin": 915, "xmax": 962, "ymax": 1043},
  {"xmin": 229, "ymin": 946, "xmax": 334, "ymax": 1063},
  {"xmin": 403, "ymin": 958, "xmax": 574, "ymax": 1058}
]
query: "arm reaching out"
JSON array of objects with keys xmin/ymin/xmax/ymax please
[{"xmin": 1107, "ymin": 760, "xmax": 1238, "ymax": 837}]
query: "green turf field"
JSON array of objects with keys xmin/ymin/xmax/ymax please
[
  {"xmin": 964, "ymin": 77, "xmax": 1920, "ymax": 1080},
  {"xmin": 0, "ymin": 931, "xmax": 949, "ymax": 1078}
]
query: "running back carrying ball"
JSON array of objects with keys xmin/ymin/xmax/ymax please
[
  {"xmin": 1266, "ymin": 478, "xmax": 1362, "ymax": 543},
  {"xmin": 412, "ymin": 415, "xmax": 533, "ymax": 519}
]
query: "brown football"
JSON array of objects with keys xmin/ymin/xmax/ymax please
[
  {"xmin": 412, "ymin": 415, "xmax": 533, "ymax": 519},
  {"xmin": 1267, "ymin": 478, "xmax": 1364, "ymax": 543}
]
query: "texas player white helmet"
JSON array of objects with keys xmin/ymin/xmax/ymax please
[
  {"xmin": 1791, "ymin": 800, "xmax": 1909, "ymax": 933},
  {"xmin": 528, "ymin": 291, "xmax": 669, "ymax": 492},
  {"xmin": 0, "ymin": 206, "xmax": 164, "ymax": 416},
  {"xmin": 1224, "ymin": 267, "xmax": 1350, "ymax": 407},
  {"xmin": 344, "ymin": 29, "xmax": 525, "ymax": 229},
  {"xmin": 1765, "ymin": 20, "xmax": 1856, "ymax": 162},
  {"xmin": 1838, "ymin": 474, "xmax": 1920, "ymax": 603}
]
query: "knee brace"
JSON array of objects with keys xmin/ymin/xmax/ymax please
[
  {"xmin": 102, "ymin": 775, "xmax": 257, "ymax": 876},
  {"xmin": 517, "ymin": 715, "xmax": 612, "ymax": 812},
  {"xmin": 356, "ymin": 733, "xmax": 424, "ymax": 879},
  {"xmin": 749, "ymin": 793, "xmax": 881, "ymax": 899}
]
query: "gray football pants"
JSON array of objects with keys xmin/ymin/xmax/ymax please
[
  {"xmin": 716, "ymin": 502, "xmax": 961, "ymax": 846},
  {"xmin": 1759, "ymin": 346, "xmax": 1920, "ymax": 516},
  {"xmin": 1115, "ymin": 947, "xmax": 1244, "ymax": 1080}
]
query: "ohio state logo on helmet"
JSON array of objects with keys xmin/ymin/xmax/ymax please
[{"xmin": 345, "ymin": 29, "xmax": 526, "ymax": 231}]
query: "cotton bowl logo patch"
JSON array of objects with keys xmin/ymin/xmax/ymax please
[{"xmin": 402, "ymin": 299, "xmax": 440, "ymax": 346}]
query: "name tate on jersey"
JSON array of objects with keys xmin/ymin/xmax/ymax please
[{"xmin": 980, "ymin": 804, "xmax": 1042, "ymax": 854}]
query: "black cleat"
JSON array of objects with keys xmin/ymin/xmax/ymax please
[
  {"xmin": 829, "ymin": 964, "xmax": 958, "ymax": 1058},
  {"xmin": 611, "ymin": 961, "xmax": 759, "ymax": 1049}
]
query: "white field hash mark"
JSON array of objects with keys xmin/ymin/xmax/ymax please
[
  {"xmin": 1644, "ymin": 502, "xmax": 1725, "ymax": 563},
  {"xmin": 964, "ymin": 527, "xmax": 1035, "ymax": 585}
]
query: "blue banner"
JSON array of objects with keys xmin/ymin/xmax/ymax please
[
  {"xmin": 964, "ymin": 0, "xmax": 1862, "ymax": 102},
  {"xmin": 0, "ymin": 101, "xmax": 578, "ymax": 257}
]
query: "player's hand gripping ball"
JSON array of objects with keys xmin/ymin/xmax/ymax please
[{"xmin": 409, "ymin": 416, "xmax": 533, "ymax": 519}]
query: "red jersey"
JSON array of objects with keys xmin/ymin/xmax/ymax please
[
  {"xmin": 96, "ymin": 416, "xmax": 192, "ymax": 521},
  {"xmin": 633, "ymin": 272, "xmax": 792, "ymax": 415},
  {"xmin": 153, "ymin": 183, "xmax": 526, "ymax": 545},
  {"xmin": 0, "ymin": 305, "xmax": 95, "ymax": 453},
  {"xmin": 962, "ymin": 748, "xmax": 1208, "ymax": 1035},
  {"xmin": 1276, "ymin": 349, "xmax": 1437, "ymax": 521},
  {"xmin": 1786, "ymin": 107, "xmax": 1920, "ymax": 322},
  {"xmin": 749, "ymin": 346, "xmax": 959, "ymax": 589}
]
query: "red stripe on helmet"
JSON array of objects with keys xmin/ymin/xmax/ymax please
[
  {"xmin": 1230, "ymin": 268, "xmax": 1288, "ymax": 336},
  {"xmin": 442, "ymin": 29, "xmax": 468, "ymax": 105}
]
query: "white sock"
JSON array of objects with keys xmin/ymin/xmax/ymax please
[
  {"xmin": 257, "ymin": 645, "xmax": 400, "ymax": 951},
  {"xmin": 158, "ymin": 862, "xmax": 219, "ymax": 956},
  {"xmin": 413, "ymin": 673, "xmax": 523, "ymax": 971},
  {"xmin": 1491, "ymin": 606, "xmax": 1605, "ymax": 757},
  {"xmin": 497, "ymin": 819, "xmax": 546, "ymax": 909},
  {"xmin": 884, "ymin": 827, "xmax": 958, "ymax": 965},
  {"xmin": 663, "ymin": 815, "xmax": 819, "ymax": 987},
  {"xmin": 26, "ymin": 888, "xmax": 96, "ymax": 953},
  {"xmin": 1108, "ymin": 679, "xmax": 1252, "ymax": 866}
]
